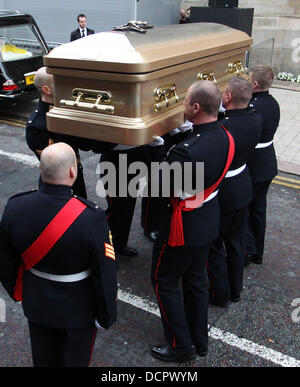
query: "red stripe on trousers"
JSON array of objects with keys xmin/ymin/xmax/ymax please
[
  {"xmin": 154, "ymin": 243, "xmax": 177, "ymax": 349},
  {"xmin": 88, "ymin": 328, "xmax": 97, "ymax": 366}
]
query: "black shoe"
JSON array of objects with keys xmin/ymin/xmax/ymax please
[
  {"xmin": 209, "ymin": 298, "xmax": 228, "ymax": 308},
  {"xmin": 231, "ymin": 295, "xmax": 241, "ymax": 303},
  {"xmin": 115, "ymin": 246, "xmax": 138, "ymax": 256},
  {"xmin": 251, "ymin": 254, "xmax": 263, "ymax": 265},
  {"xmin": 244, "ymin": 253, "xmax": 253, "ymax": 266},
  {"xmin": 151, "ymin": 344, "xmax": 196, "ymax": 362},
  {"xmin": 196, "ymin": 347, "xmax": 208, "ymax": 357}
]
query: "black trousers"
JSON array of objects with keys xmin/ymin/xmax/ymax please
[
  {"xmin": 28, "ymin": 321, "xmax": 96, "ymax": 367},
  {"xmin": 151, "ymin": 241, "xmax": 210, "ymax": 351},
  {"xmin": 100, "ymin": 147, "xmax": 145, "ymax": 251},
  {"xmin": 207, "ymin": 207, "xmax": 247, "ymax": 305},
  {"xmin": 141, "ymin": 196, "xmax": 163, "ymax": 234},
  {"xmin": 247, "ymin": 180, "xmax": 272, "ymax": 258},
  {"xmin": 72, "ymin": 163, "xmax": 87, "ymax": 198}
]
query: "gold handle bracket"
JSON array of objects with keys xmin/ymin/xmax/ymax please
[
  {"xmin": 60, "ymin": 88, "xmax": 115, "ymax": 114},
  {"xmin": 197, "ymin": 61, "xmax": 248, "ymax": 86},
  {"xmin": 197, "ymin": 71, "xmax": 217, "ymax": 83},
  {"xmin": 153, "ymin": 84, "xmax": 179, "ymax": 112}
]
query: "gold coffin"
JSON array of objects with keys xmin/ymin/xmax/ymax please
[{"xmin": 44, "ymin": 22, "xmax": 252, "ymax": 145}]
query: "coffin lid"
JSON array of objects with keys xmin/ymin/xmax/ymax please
[{"xmin": 44, "ymin": 22, "xmax": 252, "ymax": 75}]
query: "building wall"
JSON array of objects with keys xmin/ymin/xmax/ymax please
[
  {"xmin": 0, "ymin": 0, "xmax": 298, "ymax": 73},
  {"xmin": 0, "ymin": 0, "xmax": 137, "ymax": 43},
  {"xmin": 137, "ymin": 0, "xmax": 182, "ymax": 26},
  {"xmin": 181, "ymin": 0, "xmax": 300, "ymax": 74},
  {"xmin": 0, "ymin": 0, "xmax": 181, "ymax": 44}
]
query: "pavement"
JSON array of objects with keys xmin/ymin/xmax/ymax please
[{"xmin": 271, "ymin": 80, "xmax": 300, "ymax": 176}]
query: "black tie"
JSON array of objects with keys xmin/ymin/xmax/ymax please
[{"xmin": 81, "ymin": 29, "xmax": 85, "ymax": 37}]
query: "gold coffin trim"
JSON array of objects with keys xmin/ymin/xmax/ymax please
[{"xmin": 46, "ymin": 104, "xmax": 185, "ymax": 146}]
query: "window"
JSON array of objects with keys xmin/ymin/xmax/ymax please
[{"xmin": 0, "ymin": 24, "xmax": 46, "ymax": 61}]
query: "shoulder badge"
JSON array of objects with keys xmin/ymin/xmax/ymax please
[
  {"xmin": 104, "ymin": 241, "xmax": 116, "ymax": 261},
  {"xmin": 73, "ymin": 195, "xmax": 103, "ymax": 213}
]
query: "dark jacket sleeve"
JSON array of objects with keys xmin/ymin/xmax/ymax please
[
  {"xmin": 89, "ymin": 212, "xmax": 118, "ymax": 329},
  {"xmin": 70, "ymin": 30, "xmax": 77, "ymax": 42},
  {"xmin": 0, "ymin": 207, "xmax": 21, "ymax": 300}
]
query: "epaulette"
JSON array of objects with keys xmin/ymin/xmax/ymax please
[
  {"xmin": 9, "ymin": 189, "xmax": 37, "ymax": 199},
  {"xmin": 176, "ymin": 131, "xmax": 202, "ymax": 151},
  {"xmin": 248, "ymin": 105, "xmax": 258, "ymax": 113},
  {"xmin": 26, "ymin": 108, "xmax": 39, "ymax": 126},
  {"xmin": 73, "ymin": 195, "xmax": 103, "ymax": 213}
]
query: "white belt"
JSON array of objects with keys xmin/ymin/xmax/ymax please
[
  {"xmin": 204, "ymin": 190, "xmax": 219, "ymax": 203},
  {"xmin": 179, "ymin": 189, "xmax": 219, "ymax": 202},
  {"xmin": 225, "ymin": 163, "xmax": 246, "ymax": 178},
  {"xmin": 30, "ymin": 268, "xmax": 91, "ymax": 282},
  {"xmin": 255, "ymin": 140, "xmax": 273, "ymax": 149}
]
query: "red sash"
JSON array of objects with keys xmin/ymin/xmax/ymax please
[
  {"xmin": 168, "ymin": 126, "xmax": 235, "ymax": 247},
  {"xmin": 13, "ymin": 197, "xmax": 87, "ymax": 301}
]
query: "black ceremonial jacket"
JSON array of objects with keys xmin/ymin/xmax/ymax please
[
  {"xmin": 218, "ymin": 108, "xmax": 263, "ymax": 212},
  {"xmin": 25, "ymin": 98, "xmax": 95, "ymax": 159},
  {"xmin": 247, "ymin": 91, "xmax": 280, "ymax": 183},
  {"xmin": 157, "ymin": 122, "xmax": 232, "ymax": 247},
  {"xmin": 0, "ymin": 183, "xmax": 117, "ymax": 330},
  {"xmin": 25, "ymin": 99, "xmax": 59, "ymax": 157}
]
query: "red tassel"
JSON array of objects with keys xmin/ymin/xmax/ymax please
[
  {"xmin": 13, "ymin": 263, "xmax": 25, "ymax": 302},
  {"xmin": 168, "ymin": 199, "xmax": 185, "ymax": 247}
]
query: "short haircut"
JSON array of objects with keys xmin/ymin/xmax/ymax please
[
  {"xmin": 77, "ymin": 13, "xmax": 86, "ymax": 21},
  {"xmin": 225, "ymin": 77, "xmax": 253, "ymax": 107},
  {"xmin": 250, "ymin": 64, "xmax": 274, "ymax": 90},
  {"xmin": 34, "ymin": 66, "xmax": 52, "ymax": 93},
  {"xmin": 189, "ymin": 80, "xmax": 221, "ymax": 116}
]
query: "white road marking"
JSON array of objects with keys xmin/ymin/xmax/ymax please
[
  {"xmin": 118, "ymin": 288, "xmax": 300, "ymax": 367},
  {"xmin": 0, "ymin": 150, "xmax": 38, "ymax": 167}
]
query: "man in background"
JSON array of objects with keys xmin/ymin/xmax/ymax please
[{"xmin": 70, "ymin": 13, "xmax": 95, "ymax": 41}]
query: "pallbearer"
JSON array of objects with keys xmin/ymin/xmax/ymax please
[
  {"xmin": 0, "ymin": 143, "xmax": 117, "ymax": 367},
  {"xmin": 246, "ymin": 65, "xmax": 280, "ymax": 265},
  {"xmin": 207, "ymin": 77, "xmax": 262, "ymax": 307},
  {"xmin": 150, "ymin": 81, "xmax": 235, "ymax": 362}
]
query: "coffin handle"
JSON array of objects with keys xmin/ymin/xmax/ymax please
[
  {"xmin": 60, "ymin": 98, "xmax": 115, "ymax": 114},
  {"xmin": 153, "ymin": 84, "xmax": 179, "ymax": 112},
  {"xmin": 197, "ymin": 61, "xmax": 248, "ymax": 85},
  {"xmin": 60, "ymin": 89, "xmax": 115, "ymax": 114}
]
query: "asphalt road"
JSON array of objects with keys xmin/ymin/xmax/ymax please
[{"xmin": 0, "ymin": 100, "xmax": 299, "ymax": 372}]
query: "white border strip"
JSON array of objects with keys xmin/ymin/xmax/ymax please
[
  {"xmin": 118, "ymin": 288, "xmax": 300, "ymax": 367},
  {"xmin": 0, "ymin": 150, "xmax": 38, "ymax": 167}
]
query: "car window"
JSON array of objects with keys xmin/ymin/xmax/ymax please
[{"xmin": 0, "ymin": 23, "xmax": 47, "ymax": 61}]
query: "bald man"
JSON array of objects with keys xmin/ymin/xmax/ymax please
[
  {"xmin": 0, "ymin": 143, "xmax": 117, "ymax": 367},
  {"xmin": 25, "ymin": 66, "xmax": 90, "ymax": 198},
  {"xmin": 150, "ymin": 81, "xmax": 235, "ymax": 362}
]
